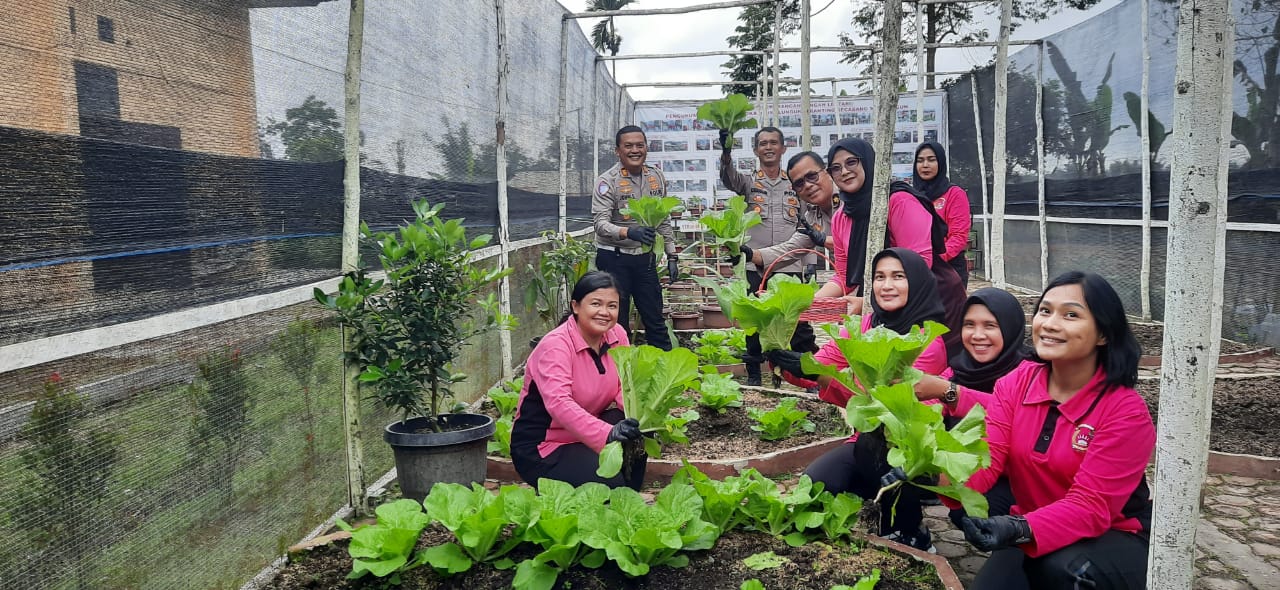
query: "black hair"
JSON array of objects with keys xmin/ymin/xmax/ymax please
[
  {"xmin": 615, "ymin": 125, "xmax": 646, "ymax": 147},
  {"xmin": 754, "ymin": 126, "xmax": 784, "ymax": 147},
  {"xmin": 559, "ymin": 271, "xmax": 621, "ymax": 324},
  {"xmin": 1031, "ymin": 271, "xmax": 1142, "ymax": 388},
  {"xmin": 785, "ymin": 151, "xmax": 824, "ymax": 174}
]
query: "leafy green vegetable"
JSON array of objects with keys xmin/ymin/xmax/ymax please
[
  {"xmin": 696, "ymin": 93, "xmax": 759, "ymax": 149},
  {"xmin": 748, "ymin": 397, "xmax": 815, "ymax": 441},
  {"xmin": 654, "ymin": 409, "xmax": 700, "ymax": 445},
  {"xmin": 699, "ymin": 275, "xmax": 819, "ymax": 352},
  {"xmin": 799, "ymin": 319, "xmax": 992, "ymax": 518},
  {"xmin": 740, "ymin": 472, "xmax": 828, "ymax": 540},
  {"xmin": 422, "ymin": 482, "xmax": 527, "ymax": 569},
  {"xmin": 610, "ymin": 345, "xmax": 701, "ymax": 433},
  {"xmin": 743, "ymin": 551, "xmax": 789, "ymax": 570},
  {"xmin": 671, "ymin": 462, "xmax": 758, "ymax": 532},
  {"xmin": 336, "ymin": 499, "xmax": 431, "ymax": 581},
  {"xmin": 698, "ymin": 196, "xmax": 763, "ymax": 258},
  {"xmin": 577, "ymin": 483, "xmax": 720, "ymax": 577},
  {"xmin": 620, "ymin": 196, "xmax": 682, "ymax": 254},
  {"xmin": 488, "ymin": 415, "xmax": 513, "ymax": 457},
  {"xmin": 486, "ymin": 377, "xmax": 522, "ymax": 418},
  {"xmin": 697, "ymin": 369, "xmax": 744, "ymax": 413},
  {"xmin": 741, "ymin": 580, "xmax": 766, "ymax": 590},
  {"xmin": 832, "ymin": 568, "xmax": 881, "ymax": 590},
  {"xmin": 691, "ymin": 328, "xmax": 746, "ymax": 365}
]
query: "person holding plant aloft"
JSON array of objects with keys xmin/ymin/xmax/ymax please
[
  {"xmin": 592, "ymin": 125, "xmax": 677, "ymax": 351},
  {"xmin": 510, "ymin": 272, "xmax": 647, "ymax": 490},
  {"xmin": 943, "ymin": 271, "xmax": 1152, "ymax": 590},
  {"xmin": 820, "ymin": 137, "xmax": 966, "ymax": 357},
  {"xmin": 913, "ymin": 141, "xmax": 972, "ymax": 287},
  {"xmin": 718, "ymin": 127, "xmax": 818, "ymax": 385},
  {"xmin": 766, "ymin": 248, "xmax": 950, "ymax": 552}
]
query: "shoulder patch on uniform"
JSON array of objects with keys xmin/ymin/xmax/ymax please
[
  {"xmin": 597, "ymin": 181, "xmax": 610, "ymax": 195},
  {"xmin": 934, "ymin": 197, "xmax": 946, "ymax": 210}
]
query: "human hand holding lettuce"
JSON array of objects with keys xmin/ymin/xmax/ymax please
[
  {"xmin": 619, "ymin": 196, "xmax": 682, "ymax": 255},
  {"xmin": 697, "ymin": 93, "xmax": 758, "ymax": 151},
  {"xmin": 698, "ymin": 195, "xmax": 761, "ymax": 278},
  {"xmin": 596, "ymin": 346, "xmax": 701, "ymax": 482}
]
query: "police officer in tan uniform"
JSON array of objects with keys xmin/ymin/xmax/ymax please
[
  {"xmin": 719, "ymin": 126, "xmax": 818, "ymax": 384},
  {"xmin": 592, "ymin": 125, "xmax": 677, "ymax": 351}
]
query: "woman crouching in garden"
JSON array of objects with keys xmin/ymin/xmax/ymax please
[
  {"xmin": 948, "ymin": 271, "xmax": 1152, "ymax": 589},
  {"xmin": 510, "ymin": 271, "xmax": 646, "ymax": 490}
]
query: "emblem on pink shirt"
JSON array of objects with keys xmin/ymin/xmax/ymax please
[
  {"xmin": 934, "ymin": 197, "xmax": 946, "ymax": 210},
  {"xmin": 1071, "ymin": 423, "xmax": 1096, "ymax": 452}
]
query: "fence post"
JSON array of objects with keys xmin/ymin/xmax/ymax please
[
  {"xmin": 1148, "ymin": 0, "xmax": 1234, "ymax": 586},
  {"xmin": 800, "ymin": 0, "xmax": 811, "ymax": 151},
  {"xmin": 340, "ymin": 0, "xmax": 368, "ymax": 517},
  {"xmin": 1140, "ymin": 0, "xmax": 1154, "ymax": 320},
  {"xmin": 1036, "ymin": 42, "xmax": 1047, "ymax": 290},
  {"xmin": 866, "ymin": 0, "xmax": 904, "ymax": 293},
  {"xmin": 558, "ymin": 17, "xmax": 569, "ymax": 236},
  {"xmin": 772, "ymin": 0, "xmax": 782, "ymax": 126},
  {"xmin": 495, "ymin": 0, "xmax": 513, "ymax": 379},
  {"xmin": 989, "ymin": 0, "xmax": 1013, "ymax": 288},
  {"xmin": 972, "ymin": 77, "xmax": 990, "ymax": 279}
]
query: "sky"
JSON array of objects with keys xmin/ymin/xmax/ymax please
[{"xmin": 561, "ymin": 0, "xmax": 1124, "ymax": 102}]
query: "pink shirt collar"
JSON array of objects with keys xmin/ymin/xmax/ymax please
[
  {"xmin": 565, "ymin": 316, "xmax": 624, "ymax": 353},
  {"xmin": 1021, "ymin": 363, "xmax": 1111, "ymax": 422}
]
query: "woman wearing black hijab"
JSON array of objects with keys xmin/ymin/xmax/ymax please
[
  {"xmin": 820, "ymin": 137, "xmax": 967, "ymax": 357},
  {"xmin": 914, "ymin": 141, "xmax": 973, "ymax": 287}
]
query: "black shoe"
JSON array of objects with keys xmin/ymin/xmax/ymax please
[
  {"xmin": 920, "ymin": 495, "xmax": 942, "ymax": 507},
  {"xmin": 745, "ymin": 374, "xmax": 762, "ymax": 387},
  {"xmin": 883, "ymin": 526, "xmax": 936, "ymax": 554}
]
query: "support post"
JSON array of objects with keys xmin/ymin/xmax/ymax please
[
  {"xmin": 1147, "ymin": 0, "xmax": 1234, "ymax": 587},
  {"xmin": 866, "ymin": 0, "xmax": 904, "ymax": 291},
  {"xmin": 495, "ymin": 0, "xmax": 513, "ymax": 378},
  {"xmin": 800, "ymin": 0, "xmax": 811, "ymax": 151},
  {"xmin": 773, "ymin": 0, "xmax": 782, "ymax": 126},
  {"xmin": 1140, "ymin": 0, "xmax": 1153, "ymax": 320},
  {"xmin": 833, "ymin": 80, "xmax": 842, "ymax": 139},
  {"xmin": 988, "ymin": 0, "xmax": 1013, "ymax": 287},
  {"xmin": 1036, "ymin": 42, "xmax": 1047, "ymax": 290},
  {"xmin": 340, "ymin": 0, "xmax": 368, "ymax": 517},
  {"xmin": 592, "ymin": 66, "xmax": 600, "ymax": 181},
  {"xmin": 915, "ymin": 0, "xmax": 925, "ymax": 142},
  {"xmin": 558, "ymin": 18, "xmax": 569, "ymax": 235},
  {"xmin": 971, "ymin": 76, "xmax": 990, "ymax": 278}
]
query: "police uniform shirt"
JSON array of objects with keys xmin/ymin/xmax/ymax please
[
  {"xmin": 592, "ymin": 163, "xmax": 677, "ymax": 256},
  {"xmin": 719, "ymin": 165, "xmax": 805, "ymax": 273}
]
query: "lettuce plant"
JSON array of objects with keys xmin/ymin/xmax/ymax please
[
  {"xmin": 833, "ymin": 569, "xmax": 881, "ymax": 590},
  {"xmin": 799, "ymin": 319, "xmax": 992, "ymax": 518},
  {"xmin": 336, "ymin": 499, "xmax": 432, "ymax": 582},
  {"xmin": 698, "ymin": 275, "xmax": 818, "ymax": 352},
  {"xmin": 697, "ymin": 369, "xmax": 743, "ymax": 413},
  {"xmin": 577, "ymin": 483, "xmax": 720, "ymax": 577},
  {"xmin": 488, "ymin": 415, "xmax": 513, "ymax": 457},
  {"xmin": 486, "ymin": 377, "xmax": 523, "ymax": 419},
  {"xmin": 598, "ymin": 345, "xmax": 701, "ymax": 480},
  {"xmin": 691, "ymin": 328, "xmax": 745, "ymax": 365},
  {"xmin": 698, "ymin": 196, "xmax": 763, "ymax": 267},
  {"xmin": 696, "ymin": 93, "xmax": 758, "ymax": 149},
  {"xmin": 747, "ymin": 397, "xmax": 815, "ymax": 441},
  {"xmin": 511, "ymin": 479, "xmax": 610, "ymax": 590},
  {"xmin": 619, "ymin": 196, "xmax": 683, "ymax": 254}
]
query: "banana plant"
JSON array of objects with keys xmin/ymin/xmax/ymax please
[
  {"xmin": 1122, "ymin": 91, "xmax": 1173, "ymax": 168},
  {"xmin": 1046, "ymin": 41, "xmax": 1124, "ymax": 177}
]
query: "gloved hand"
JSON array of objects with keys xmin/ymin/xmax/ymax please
[
  {"xmin": 766, "ymin": 350, "xmax": 816, "ymax": 380},
  {"xmin": 607, "ymin": 417, "xmax": 642, "ymax": 443},
  {"xmin": 959, "ymin": 515, "xmax": 1034, "ymax": 552},
  {"xmin": 879, "ymin": 466, "xmax": 908, "ymax": 489},
  {"xmin": 723, "ymin": 244, "xmax": 753, "ymax": 265},
  {"xmin": 718, "ymin": 128, "xmax": 732, "ymax": 152},
  {"xmin": 667, "ymin": 256, "xmax": 680, "ymax": 284},
  {"xmin": 628, "ymin": 225, "xmax": 656, "ymax": 246},
  {"xmin": 798, "ymin": 217, "xmax": 828, "ymax": 248}
]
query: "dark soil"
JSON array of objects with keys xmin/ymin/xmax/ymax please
[
  {"xmin": 1136, "ymin": 375, "xmax": 1280, "ymax": 457},
  {"xmin": 267, "ymin": 528, "xmax": 942, "ymax": 590},
  {"xmin": 1019, "ymin": 322, "xmax": 1261, "ymax": 357}
]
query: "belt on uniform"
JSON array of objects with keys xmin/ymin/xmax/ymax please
[{"xmin": 597, "ymin": 244, "xmax": 650, "ymax": 256}]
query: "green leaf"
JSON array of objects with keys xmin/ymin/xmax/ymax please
[
  {"xmin": 422, "ymin": 543, "xmax": 473, "ymax": 576},
  {"xmin": 512, "ymin": 559, "xmax": 559, "ymax": 590},
  {"xmin": 597, "ymin": 440, "xmax": 624, "ymax": 478},
  {"xmin": 741, "ymin": 580, "xmax": 766, "ymax": 590},
  {"xmin": 697, "ymin": 94, "xmax": 758, "ymax": 145},
  {"xmin": 697, "ymin": 196, "xmax": 763, "ymax": 253},
  {"xmin": 831, "ymin": 568, "xmax": 881, "ymax": 590},
  {"xmin": 743, "ymin": 550, "xmax": 789, "ymax": 570},
  {"xmin": 609, "ymin": 345, "xmax": 701, "ymax": 433},
  {"xmin": 701, "ymin": 274, "xmax": 819, "ymax": 352}
]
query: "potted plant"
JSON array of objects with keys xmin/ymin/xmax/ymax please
[
  {"xmin": 670, "ymin": 303, "xmax": 702, "ymax": 330},
  {"xmin": 316, "ymin": 199, "xmax": 514, "ymax": 502},
  {"xmin": 523, "ymin": 230, "xmax": 593, "ymax": 344},
  {"xmin": 684, "ymin": 196, "xmax": 706, "ymax": 216}
]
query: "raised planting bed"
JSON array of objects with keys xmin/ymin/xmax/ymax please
[
  {"xmin": 1021, "ymin": 322, "xmax": 1271, "ymax": 367},
  {"xmin": 1137, "ymin": 374, "xmax": 1280, "ymax": 478},
  {"xmin": 486, "ymin": 390, "xmax": 848, "ymax": 484},
  {"xmin": 268, "ymin": 524, "xmax": 950, "ymax": 590}
]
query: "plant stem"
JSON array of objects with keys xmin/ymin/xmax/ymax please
[{"xmin": 873, "ymin": 480, "xmax": 902, "ymax": 505}]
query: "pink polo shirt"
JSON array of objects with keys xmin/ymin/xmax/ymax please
[
  {"xmin": 951, "ymin": 362, "xmax": 1155, "ymax": 557},
  {"xmin": 829, "ymin": 190, "xmax": 937, "ymax": 294},
  {"xmin": 933, "ymin": 185, "xmax": 972, "ymax": 263},
  {"xmin": 513, "ymin": 317, "xmax": 629, "ymax": 458}
]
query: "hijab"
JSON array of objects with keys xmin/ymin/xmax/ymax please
[
  {"xmin": 869, "ymin": 248, "xmax": 947, "ymax": 335},
  {"xmin": 948, "ymin": 287, "xmax": 1030, "ymax": 392},
  {"xmin": 827, "ymin": 137, "xmax": 874, "ymax": 293},
  {"xmin": 912, "ymin": 141, "xmax": 952, "ymax": 200}
]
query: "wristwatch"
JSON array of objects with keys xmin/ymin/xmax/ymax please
[{"xmin": 942, "ymin": 381, "xmax": 958, "ymax": 405}]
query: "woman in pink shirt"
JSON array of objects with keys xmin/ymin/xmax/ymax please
[
  {"xmin": 821, "ymin": 137, "xmax": 967, "ymax": 357},
  {"xmin": 913, "ymin": 141, "xmax": 972, "ymax": 287},
  {"xmin": 766, "ymin": 248, "xmax": 949, "ymax": 553},
  {"xmin": 510, "ymin": 272, "xmax": 646, "ymax": 490},
  {"xmin": 949, "ymin": 271, "xmax": 1151, "ymax": 589}
]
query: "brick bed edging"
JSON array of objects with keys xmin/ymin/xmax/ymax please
[
  {"xmin": 1138, "ymin": 346, "xmax": 1275, "ymax": 367},
  {"xmin": 1138, "ymin": 373, "xmax": 1280, "ymax": 479},
  {"xmin": 868, "ymin": 535, "xmax": 965, "ymax": 590}
]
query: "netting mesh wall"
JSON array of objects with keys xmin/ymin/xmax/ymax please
[
  {"xmin": 0, "ymin": 1, "xmax": 625, "ymax": 588},
  {"xmin": 947, "ymin": 0, "xmax": 1280, "ymax": 345}
]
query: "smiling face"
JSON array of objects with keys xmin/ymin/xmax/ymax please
[
  {"xmin": 872, "ymin": 256, "xmax": 909, "ymax": 313},
  {"xmin": 572, "ymin": 287, "xmax": 620, "ymax": 342},
  {"xmin": 754, "ymin": 130, "xmax": 784, "ymax": 168},
  {"xmin": 615, "ymin": 131, "xmax": 647, "ymax": 172},
  {"xmin": 1032, "ymin": 284, "xmax": 1106, "ymax": 364},
  {"xmin": 915, "ymin": 147, "xmax": 939, "ymax": 182},
  {"xmin": 828, "ymin": 148, "xmax": 865, "ymax": 194},
  {"xmin": 787, "ymin": 156, "xmax": 833, "ymax": 207},
  {"xmin": 962, "ymin": 303, "xmax": 1005, "ymax": 364}
]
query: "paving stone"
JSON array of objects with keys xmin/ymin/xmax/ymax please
[
  {"xmin": 956, "ymin": 555, "xmax": 988, "ymax": 576},
  {"xmin": 1247, "ymin": 530, "xmax": 1280, "ymax": 545},
  {"xmin": 1211, "ymin": 505, "xmax": 1255, "ymax": 519},
  {"xmin": 1211, "ymin": 517, "xmax": 1249, "ymax": 530},
  {"xmin": 1204, "ymin": 474, "xmax": 1225, "ymax": 486},
  {"xmin": 923, "ymin": 505, "xmax": 950, "ymax": 519},
  {"xmin": 1255, "ymin": 504, "xmax": 1280, "ymax": 518},
  {"xmin": 938, "ymin": 529, "xmax": 967, "ymax": 543},
  {"xmin": 1222, "ymin": 485, "xmax": 1261, "ymax": 496},
  {"xmin": 1252, "ymin": 543, "xmax": 1280, "ymax": 558},
  {"xmin": 1217, "ymin": 495, "xmax": 1258, "ymax": 508},
  {"xmin": 1222, "ymin": 475, "xmax": 1262, "ymax": 487},
  {"xmin": 1197, "ymin": 520, "xmax": 1280, "ymax": 590},
  {"xmin": 1200, "ymin": 559, "xmax": 1229, "ymax": 574},
  {"xmin": 1196, "ymin": 578, "xmax": 1250, "ymax": 590},
  {"xmin": 934, "ymin": 541, "xmax": 968, "ymax": 559}
]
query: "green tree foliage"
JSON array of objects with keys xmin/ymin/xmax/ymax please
[
  {"xmin": 187, "ymin": 347, "xmax": 254, "ymax": 501},
  {"xmin": 1229, "ymin": 5, "xmax": 1280, "ymax": 169},
  {"xmin": 264, "ymin": 95, "xmax": 343, "ymax": 162},
  {"xmin": 587, "ymin": 0, "xmax": 638, "ymax": 58},
  {"xmin": 943, "ymin": 67, "xmax": 1066, "ymax": 181},
  {"xmin": 1045, "ymin": 42, "xmax": 1123, "ymax": 177},
  {"xmin": 273, "ymin": 317, "xmax": 321, "ymax": 476},
  {"xmin": 431, "ymin": 117, "xmax": 544, "ymax": 182},
  {"xmin": 721, "ymin": 2, "xmax": 800, "ymax": 98}
]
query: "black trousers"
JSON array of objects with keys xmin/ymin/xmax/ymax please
[
  {"xmin": 803, "ymin": 429, "xmax": 924, "ymax": 536},
  {"xmin": 949, "ymin": 251, "xmax": 970, "ymax": 289},
  {"xmin": 743, "ymin": 270, "xmax": 819, "ymax": 376},
  {"xmin": 970, "ymin": 529, "xmax": 1150, "ymax": 590},
  {"xmin": 511, "ymin": 408, "xmax": 647, "ymax": 491},
  {"xmin": 596, "ymin": 248, "xmax": 671, "ymax": 350}
]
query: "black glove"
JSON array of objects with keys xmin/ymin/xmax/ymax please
[
  {"xmin": 607, "ymin": 417, "xmax": 641, "ymax": 443},
  {"xmin": 803, "ymin": 263, "xmax": 817, "ymax": 284},
  {"xmin": 797, "ymin": 217, "xmax": 828, "ymax": 248},
  {"xmin": 667, "ymin": 257, "xmax": 680, "ymax": 284},
  {"xmin": 766, "ymin": 350, "xmax": 816, "ymax": 380},
  {"xmin": 718, "ymin": 128, "xmax": 732, "ymax": 152},
  {"xmin": 959, "ymin": 515, "xmax": 1034, "ymax": 552},
  {"xmin": 879, "ymin": 466, "xmax": 908, "ymax": 489},
  {"xmin": 723, "ymin": 244, "xmax": 752, "ymax": 265},
  {"xmin": 628, "ymin": 225, "xmax": 656, "ymax": 246}
]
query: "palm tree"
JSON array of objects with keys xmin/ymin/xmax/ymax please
[{"xmin": 587, "ymin": 0, "xmax": 636, "ymax": 78}]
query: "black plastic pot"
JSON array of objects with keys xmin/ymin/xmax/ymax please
[{"xmin": 384, "ymin": 413, "xmax": 496, "ymax": 502}]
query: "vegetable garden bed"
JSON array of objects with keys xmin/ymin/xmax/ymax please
[
  {"xmin": 1137, "ymin": 374, "xmax": 1280, "ymax": 458},
  {"xmin": 1019, "ymin": 321, "xmax": 1270, "ymax": 365}
]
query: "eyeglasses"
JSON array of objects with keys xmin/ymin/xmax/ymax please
[
  {"xmin": 826, "ymin": 157, "xmax": 862, "ymax": 175},
  {"xmin": 790, "ymin": 170, "xmax": 822, "ymax": 192}
]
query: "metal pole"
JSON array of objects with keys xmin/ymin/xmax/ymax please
[
  {"xmin": 565, "ymin": 0, "xmax": 774, "ymax": 18},
  {"xmin": 1148, "ymin": 0, "xmax": 1234, "ymax": 587},
  {"xmin": 1037, "ymin": 43, "xmax": 1048, "ymax": 290},
  {"xmin": 340, "ymin": 0, "xmax": 368, "ymax": 517},
  {"xmin": 592, "ymin": 66, "xmax": 600, "ymax": 182},
  {"xmin": 800, "ymin": 0, "xmax": 812, "ymax": 151},
  {"xmin": 1140, "ymin": 0, "xmax": 1153, "ymax": 320},
  {"xmin": 988, "ymin": 0, "xmax": 1013, "ymax": 287},
  {"xmin": 773, "ymin": 0, "xmax": 782, "ymax": 126},
  {"xmin": 558, "ymin": 18, "xmax": 569, "ymax": 235},
  {"xmin": 972, "ymin": 75, "xmax": 990, "ymax": 278},
  {"xmin": 915, "ymin": 1, "xmax": 925, "ymax": 143},
  {"xmin": 833, "ymin": 80, "xmax": 842, "ymax": 139},
  {"xmin": 495, "ymin": 0, "xmax": 513, "ymax": 379},
  {"xmin": 866, "ymin": 0, "xmax": 904, "ymax": 292}
]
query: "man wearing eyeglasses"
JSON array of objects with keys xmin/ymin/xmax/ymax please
[
  {"xmin": 748, "ymin": 151, "xmax": 839, "ymax": 296},
  {"xmin": 719, "ymin": 126, "xmax": 817, "ymax": 385}
]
